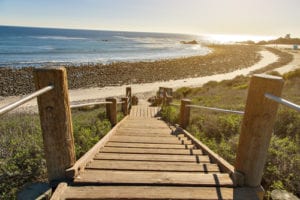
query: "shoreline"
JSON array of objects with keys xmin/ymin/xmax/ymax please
[
  {"xmin": 0, "ymin": 49, "xmax": 279, "ymax": 112},
  {"xmin": 0, "ymin": 44, "xmax": 260, "ymax": 97}
]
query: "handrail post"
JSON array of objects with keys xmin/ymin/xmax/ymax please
[
  {"xmin": 235, "ymin": 74, "xmax": 284, "ymax": 189},
  {"xmin": 179, "ymin": 99, "xmax": 191, "ymax": 129},
  {"xmin": 166, "ymin": 88, "xmax": 173, "ymax": 106},
  {"xmin": 106, "ymin": 97, "xmax": 117, "ymax": 126},
  {"xmin": 163, "ymin": 88, "xmax": 167, "ymax": 106},
  {"xmin": 121, "ymin": 97, "xmax": 128, "ymax": 115},
  {"xmin": 34, "ymin": 67, "xmax": 75, "ymax": 184},
  {"xmin": 126, "ymin": 87, "xmax": 132, "ymax": 110}
]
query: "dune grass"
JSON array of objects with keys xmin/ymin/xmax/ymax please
[
  {"xmin": 161, "ymin": 69, "xmax": 300, "ymax": 198},
  {"xmin": 0, "ymin": 106, "xmax": 124, "ymax": 199}
]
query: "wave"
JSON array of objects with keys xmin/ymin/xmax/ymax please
[{"xmin": 30, "ymin": 36, "xmax": 88, "ymax": 40}]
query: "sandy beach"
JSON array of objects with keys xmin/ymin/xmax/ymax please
[
  {"xmin": 0, "ymin": 49, "xmax": 278, "ymax": 111},
  {"xmin": 1, "ymin": 45, "xmax": 299, "ymax": 113}
]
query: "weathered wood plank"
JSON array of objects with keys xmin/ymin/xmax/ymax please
[
  {"xmin": 116, "ymin": 128, "xmax": 172, "ymax": 134},
  {"xmin": 110, "ymin": 135, "xmax": 191, "ymax": 144},
  {"xmin": 115, "ymin": 132, "xmax": 172, "ymax": 137},
  {"xmin": 94, "ymin": 153, "xmax": 210, "ymax": 163},
  {"xmin": 60, "ymin": 186, "xmax": 259, "ymax": 200},
  {"xmin": 86, "ymin": 160, "xmax": 220, "ymax": 172},
  {"xmin": 74, "ymin": 170, "xmax": 233, "ymax": 186},
  {"xmin": 50, "ymin": 182, "xmax": 68, "ymax": 200},
  {"xmin": 100, "ymin": 147, "xmax": 203, "ymax": 155},
  {"xmin": 105, "ymin": 142, "xmax": 195, "ymax": 149},
  {"xmin": 178, "ymin": 128, "xmax": 235, "ymax": 175}
]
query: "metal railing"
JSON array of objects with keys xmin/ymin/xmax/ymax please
[
  {"xmin": 70, "ymin": 101, "xmax": 112, "ymax": 109},
  {"xmin": 265, "ymin": 93, "xmax": 300, "ymax": 112},
  {"xmin": 0, "ymin": 85, "xmax": 54, "ymax": 116},
  {"xmin": 187, "ymin": 105, "xmax": 244, "ymax": 115}
]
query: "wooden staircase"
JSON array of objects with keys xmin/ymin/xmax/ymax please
[{"xmin": 51, "ymin": 102, "xmax": 259, "ymax": 199}]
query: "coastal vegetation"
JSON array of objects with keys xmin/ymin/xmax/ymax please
[
  {"xmin": 0, "ymin": 107, "xmax": 123, "ymax": 199},
  {"xmin": 0, "ymin": 45, "xmax": 296, "ymax": 199},
  {"xmin": 240, "ymin": 34, "xmax": 300, "ymax": 45},
  {"xmin": 160, "ymin": 69, "xmax": 300, "ymax": 198}
]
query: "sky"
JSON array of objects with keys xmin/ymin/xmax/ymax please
[{"xmin": 1, "ymin": 0, "xmax": 300, "ymax": 38}]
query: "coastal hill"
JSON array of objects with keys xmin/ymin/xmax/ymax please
[{"xmin": 240, "ymin": 34, "xmax": 300, "ymax": 45}]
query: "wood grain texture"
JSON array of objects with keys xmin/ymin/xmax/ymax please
[
  {"xmin": 106, "ymin": 98, "xmax": 117, "ymax": 126},
  {"xmin": 179, "ymin": 99, "xmax": 191, "ymax": 129},
  {"xmin": 94, "ymin": 153, "xmax": 210, "ymax": 163},
  {"xmin": 109, "ymin": 135, "xmax": 187, "ymax": 144},
  {"xmin": 34, "ymin": 67, "xmax": 75, "ymax": 183},
  {"xmin": 74, "ymin": 170, "xmax": 233, "ymax": 186},
  {"xmin": 105, "ymin": 142, "xmax": 195, "ymax": 149},
  {"xmin": 51, "ymin": 103, "xmax": 260, "ymax": 199},
  {"xmin": 235, "ymin": 74, "xmax": 284, "ymax": 187},
  {"xmin": 99, "ymin": 147, "xmax": 203, "ymax": 155},
  {"xmin": 61, "ymin": 186, "xmax": 259, "ymax": 200},
  {"xmin": 66, "ymin": 116, "xmax": 129, "ymax": 179},
  {"xmin": 86, "ymin": 160, "xmax": 220, "ymax": 172}
]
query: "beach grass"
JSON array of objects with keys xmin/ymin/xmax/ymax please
[{"xmin": 161, "ymin": 69, "xmax": 300, "ymax": 198}]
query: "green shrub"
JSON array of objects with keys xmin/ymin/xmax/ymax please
[
  {"xmin": 263, "ymin": 136, "xmax": 300, "ymax": 197},
  {"xmin": 0, "ymin": 106, "xmax": 119, "ymax": 198},
  {"xmin": 160, "ymin": 105, "xmax": 179, "ymax": 124}
]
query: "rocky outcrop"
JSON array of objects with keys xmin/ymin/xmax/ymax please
[{"xmin": 180, "ymin": 40, "xmax": 198, "ymax": 44}]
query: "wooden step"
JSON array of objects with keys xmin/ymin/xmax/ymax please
[
  {"xmin": 59, "ymin": 185, "xmax": 259, "ymax": 200},
  {"xmin": 86, "ymin": 160, "xmax": 220, "ymax": 172},
  {"xmin": 100, "ymin": 147, "xmax": 203, "ymax": 155},
  {"xmin": 74, "ymin": 170, "xmax": 233, "ymax": 186},
  {"xmin": 110, "ymin": 136, "xmax": 191, "ymax": 144},
  {"xmin": 105, "ymin": 142, "xmax": 195, "ymax": 149},
  {"xmin": 95, "ymin": 153, "xmax": 210, "ymax": 163},
  {"xmin": 115, "ymin": 132, "xmax": 172, "ymax": 137}
]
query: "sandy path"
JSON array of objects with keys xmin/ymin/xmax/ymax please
[
  {"xmin": 274, "ymin": 50, "xmax": 300, "ymax": 74},
  {"xmin": 0, "ymin": 50, "xmax": 280, "ymax": 112}
]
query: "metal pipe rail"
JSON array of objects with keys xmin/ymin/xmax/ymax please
[
  {"xmin": 70, "ymin": 101, "xmax": 112, "ymax": 109},
  {"xmin": 169, "ymin": 103, "xmax": 180, "ymax": 107},
  {"xmin": 265, "ymin": 93, "xmax": 300, "ymax": 112},
  {"xmin": 0, "ymin": 85, "xmax": 54, "ymax": 116},
  {"xmin": 186, "ymin": 105, "xmax": 245, "ymax": 115}
]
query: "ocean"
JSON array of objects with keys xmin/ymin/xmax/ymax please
[{"xmin": 0, "ymin": 26, "xmax": 210, "ymax": 68}]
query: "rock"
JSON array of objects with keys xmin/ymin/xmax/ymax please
[
  {"xmin": 180, "ymin": 40, "xmax": 198, "ymax": 44},
  {"xmin": 271, "ymin": 189, "xmax": 299, "ymax": 200}
]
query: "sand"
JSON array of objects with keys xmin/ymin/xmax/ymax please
[
  {"xmin": 0, "ymin": 49, "xmax": 279, "ymax": 113},
  {"xmin": 271, "ymin": 45, "xmax": 300, "ymax": 74}
]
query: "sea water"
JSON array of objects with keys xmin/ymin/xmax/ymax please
[{"xmin": 0, "ymin": 26, "xmax": 210, "ymax": 68}]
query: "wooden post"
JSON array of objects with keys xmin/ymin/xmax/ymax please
[
  {"xmin": 34, "ymin": 67, "xmax": 75, "ymax": 184},
  {"xmin": 121, "ymin": 97, "xmax": 128, "ymax": 115},
  {"xmin": 179, "ymin": 99, "xmax": 191, "ymax": 129},
  {"xmin": 166, "ymin": 88, "xmax": 173, "ymax": 105},
  {"xmin": 126, "ymin": 87, "xmax": 132, "ymax": 110},
  {"xmin": 106, "ymin": 97, "xmax": 117, "ymax": 126},
  {"xmin": 235, "ymin": 74, "xmax": 284, "ymax": 187},
  {"xmin": 163, "ymin": 88, "xmax": 167, "ymax": 106}
]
